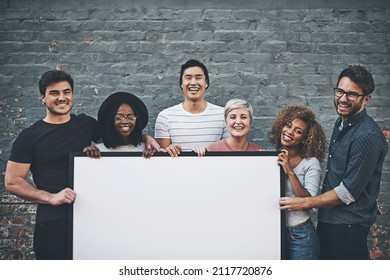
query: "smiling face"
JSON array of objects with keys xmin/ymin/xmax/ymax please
[
  {"xmin": 226, "ymin": 108, "xmax": 251, "ymax": 139},
  {"xmin": 181, "ymin": 66, "xmax": 208, "ymax": 102},
  {"xmin": 114, "ymin": 103, "xmax": 137, "ymax": 139},
  {"xmin": 41, "ymin": 81, "xmax": 73, "ymax": 117},
  {"xmin": 280, "ymin": 118, "xmax": 309, "ymax": 148},
  {"xmin": 334, "ymin": 76, "xmax": 371, "ymax": 121}
]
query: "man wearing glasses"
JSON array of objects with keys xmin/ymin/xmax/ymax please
[{"xmin": 279, "ymin": 65, "xmax": 388, "ymax": 259}]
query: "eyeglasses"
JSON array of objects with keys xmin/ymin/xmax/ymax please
[
  {"xmin": 334, "ymin": 88, "xmax": 365, "ymax": 101},
  {"xmin": 114, "ymin": 114, "xmax": 137, "ymax": 122}
]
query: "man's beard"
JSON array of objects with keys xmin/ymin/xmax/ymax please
[
  {"xmin": 46, "ymin": 103, "xmax": 73, "ymax": 115},
  {"xmin": 334, "ymin": 97, "xmax": 364, "ymax": 119}
]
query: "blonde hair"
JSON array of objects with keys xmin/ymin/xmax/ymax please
[{"xmin": 224, "ymin": 99, "xmax": 253, "ymax": 123}]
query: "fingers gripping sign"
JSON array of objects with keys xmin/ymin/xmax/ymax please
[
  {"xmin": 279, "ymin": 196, "xmax": 308, "ymax": 211},
  {"xmin": 83, "ymin": 145, "xmax": 101, "ymax": 159},
  {"xmin": 277, "ymin": 149, "xmax": 291, "ymax": 173},
  {"xmin": 163, "ymin": 144, "xmax": 182, "ymax": 157},
  {"xmin": 143, "ymin": 135, "xmax": 160, "ymax": 158},
  {"xmin": 192, "ymin": 147, "xmax": 206, "ymax": 157},
  {"xmin": 50, "ymin": 188, "xmax": 76, "ymax": 206}
]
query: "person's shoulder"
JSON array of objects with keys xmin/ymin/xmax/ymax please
[
  {"xmin": 17, "ymin": 119, "xmax": 45, "ymax": 136},
  {"xmin": 206, "ymin": 102, "xmax": 224, "ymax": 110},
  {"xmin": 305, "ymin": 156, "xmax": 321, "ymax": 164},
  {"xmin": 357, "ymin": 114, "xmax": 385, "ymax": 143},
  {"xmin": 205, "ymin": 102, "xmax": 225, "ymax": 118},
  {"xmin": 72, "ymin": 113, "xmax": 96, "ymax": 121},
  {"xmin": 11, "ymin": 120, "xmax": 46, "ymax": 150},
  {"xmin": 157, "ymin": 103, "xmax": 182, "ymax": 115},
  {"xmin": 72, "ymin": 113, "xmax": 98, "ymax": 125},
  {"xmin": 247, "ymin": 142, "xmax": 262, "ymax": 151},
  {"xmin": 303, "ymin": 157, "xmax": 321, "ymax": 169},
  {"xmin": 365, "ymin": 114, "xmax": 384, "ymax": 134},
  {"xmin": 206, "ymin": 139, "xmax": 225, "ymax": 151}
]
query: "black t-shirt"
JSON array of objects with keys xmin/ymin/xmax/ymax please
[{"xmin": 9, "ymin": 114, "xmax": 101, "ymax": 222}]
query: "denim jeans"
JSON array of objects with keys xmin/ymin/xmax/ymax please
[
  {"xmin": 33, "ymin": 217, "xmax": 69, "ymax": 260},
  {"xmin": 317, "ymin": 222, "xmax": 370, "ymax": 260},
  {"xmin": 286, "ymin": 220, "xmax": 319, "ymax": 260}
]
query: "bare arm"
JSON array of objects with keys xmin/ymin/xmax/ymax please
[
  {"xmin": 278, "ymin": 150, "xmax": 311, "ymax": 197},
  {"xmin": 142, "ymin": 135, "xmax": 161, "ymax": 158},
  {"xmin": 156, "ymin": 138, "xmax": 171, "ymax": 149},
  {"xmin": 286, "ymin": 171, "xmax": 311, "ymax": 197},
  {"xmin": 280, "ymin": 189, "xmax": 343, "ymax": 211},
  {"xmin": 83, "ymin": 145, "xmax": 101, "ymax": 158},
  {"xmin": 156, "ymin": 138, "xmax": 182, "ymax": 157},
  {"xmin": 143, "ymin": 134, "xmax": 161, "ymax": 151},
  {"xmin": 5, "ymin": 160, "xmax": 76, "ymax": 206}
]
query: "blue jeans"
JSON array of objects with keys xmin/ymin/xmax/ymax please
[
  {"xmin": 286, "ymin": 220, "xmax": 319, "ymax": 260},
  {"xmin": 317, "ymin": 222, "xmax": 370, "ymax": 260}
]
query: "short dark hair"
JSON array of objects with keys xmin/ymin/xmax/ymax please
[
  {"xmin": 336, "ymin": 65, "xmax": 375, "ymax": 96},
  {"xmin": 179, "ymin": 59, "xmax": 209, "ymax": 89},
  {"xmin": 101, "ymin": 102, "xmax": 143, "ymax": 149},
  {"xmin": 39, "ymin": 70, "xmax": 74, "ymax": 97}
]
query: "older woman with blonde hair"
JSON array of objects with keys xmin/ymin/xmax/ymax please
[{"xmin": 194, "ymin": 98, "xmax": 262, "ymax": 155}]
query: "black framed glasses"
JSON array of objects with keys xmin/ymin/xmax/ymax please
[
  {"xmin": 334, "ymin": 88, "xmax": 365, "ymax": 101},
  {"xmin": 114, "ymin": 114, "xmax": 137, "ymax": 122}
]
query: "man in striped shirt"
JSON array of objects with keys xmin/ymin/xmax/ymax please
[{"xmin": 154, "ymin": 59, "xmax": 229, "ymax": 156}]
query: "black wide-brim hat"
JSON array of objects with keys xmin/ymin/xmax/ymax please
[{"xmin": 97, "ymin": 92, "xmax": 149, "ymax": 129}]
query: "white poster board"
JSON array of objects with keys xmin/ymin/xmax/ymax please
[{"xmin": 70, "ymin": 152, "xmax": 285, "ymax": 260}]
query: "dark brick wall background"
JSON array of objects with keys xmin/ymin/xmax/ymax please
[{"xmin": 0, "ymin": 0, "xmax": 389, "ymax": 260}]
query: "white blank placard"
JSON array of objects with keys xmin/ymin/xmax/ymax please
[{"xmin": 71, "ymin": 152, "xmax": 283, "ymax": 260}]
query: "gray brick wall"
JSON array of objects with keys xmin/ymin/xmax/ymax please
[{"xmin": 0, "ymin": 0, "xmax": 389, "ymax": 259}]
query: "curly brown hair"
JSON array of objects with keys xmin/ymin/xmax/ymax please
[{"xmin": 269, "ymin": 104, "xmax": 327, "ymax": 161}]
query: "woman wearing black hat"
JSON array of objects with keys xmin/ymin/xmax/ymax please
[{"xmin": 84, "ymin": 92, "xmax": 154, "ymax": 156}]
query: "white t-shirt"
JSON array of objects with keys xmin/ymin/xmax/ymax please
[
  {"xmin": 95, "ymin": 142, "xmax": 145, "ymax": 152},
  {"xmin": 154, "ymin": 102, "xmax": 229, "ymax": 150}
]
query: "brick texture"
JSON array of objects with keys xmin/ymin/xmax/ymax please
[{"xmin": 0, "ymin": 0, "xmax": 389, "ymax": 259}]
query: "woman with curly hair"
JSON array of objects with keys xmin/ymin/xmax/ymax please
[{"xmin": 269, "ymin": 104, "xmax": 327, "ymax": 260}]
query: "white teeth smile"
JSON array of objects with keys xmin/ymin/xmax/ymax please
[
  {"xmin": 283, "ymin": 135, "xmax": 292, "ymax": 141},
  {"xmin": 189, "ymin": 87, "xmax": 199, "ymax": 92}
]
